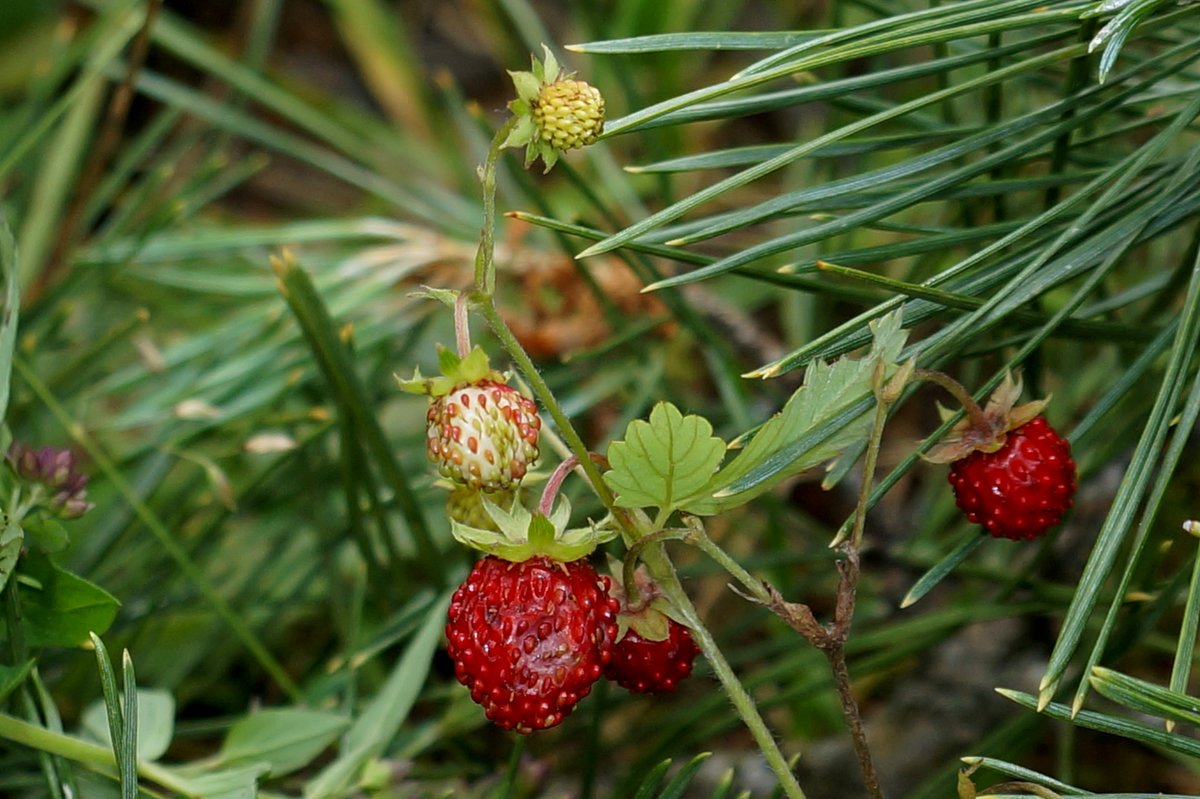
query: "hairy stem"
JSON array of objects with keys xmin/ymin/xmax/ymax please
[
  {"xmin": 641, "ymin": 542, "xmax": 807, "ymax": 799},
  {"xmin": 688, "ymin": 522, "xmax": 772, "ymax": 606},
  {"xmin": 474, "ymin": 117, "xmax": 519, "ymax": 294},
  {"xmin": 476, "ymin": 297, "xmax": 614, "ymax": 510},
  {"xmin": 826, "ymin": 647, "xmax": 883, "ymax": 799},
  {"xmin": 912, "ymin": 368, "xmax": 991, "ymax": 433}
]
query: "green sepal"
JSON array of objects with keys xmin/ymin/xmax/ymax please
[
  {"xmin": 501, "ymin": 45, "xmax": 575, "ymax": 173},
  {"xmin": 508, "ymin": 70, "xmax": 540, "ymax": 105},
  {"xmin": 450, "ymin": 495, "xmax": 617, "ymax": 562},
  {"xmin": 406, "ymin": 286, "xmax": 459, "ymax": 309},
  {"xmin": 501, "ymin": 114, "xmax": 536, "ymax": 149},
  {"xmin": 395, "ymin": 345, "xmax": 499, "ymax": 398},
  {"xmin": 540, "ymin": 45, "xmax": 561, "ymax": 84}
]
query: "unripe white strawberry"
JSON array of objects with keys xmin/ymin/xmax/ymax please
[
  {"xmin": 399, "ymin": 345, "xmax": 542, "ymax": 493},
  {"xmin": 427, "ymin": 380, "xmax": 540, "ymax": 492},
  {"xmin": 533, "ymin": 79, "xmax": 604, "ymax": 151},
  {"xmin": 503, "ymin": 46, "xmax": 606, "ymax": 172}
]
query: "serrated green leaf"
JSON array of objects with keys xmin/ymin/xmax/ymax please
[
  {"xmin": 678, "ymin": 312, "xmax": 906, "ymax": 515},
  {"xmin": 603, "ymin": 402, "xmax": 727, "ymax": 513}
]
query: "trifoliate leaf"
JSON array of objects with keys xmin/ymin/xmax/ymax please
[
  {"xmin": 678, "ymin": 311, "xmax": 907, "ymax": 515},
  {"xmin": 603, "ymin": 402, "xmax": 727, "ymax": 513}
]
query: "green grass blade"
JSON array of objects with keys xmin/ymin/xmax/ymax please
[
  {"xmin": 0, "ymin": 214, "xmax": 17, "ymax": 424},
  {"xmin": 569, "ymin": 31, "xmax": 830, "ymax": 53},
  {"xmin": 304, "ymin": 591, "xmax": 452, "ymax": 799},
  {"xmin": 901, "ymin": 531, "xmax": 986, "ymax": 608},
  {"xmin": 656, "ymin": 752, "xmax": 711, "ymax": 799},
  {"xmin": 735, "ymin": 0, "xmax": 1057, "ymax": 78},
  {"xmin": 579, "ymin": 42, "xmax": 1083, "ymax": 261},
  {"xmin": 1068, "ymin": 351, "xmax": 1200, "ymax": 713},
  {"xmin": 271, "ymin": 252, "xmax": 440, "ymax": 583},
  {"xmin": 1040, "ymin": 241, "xmax": 1200, "ymax": 706},
  {"xmin": 1170, "ymin": 530, "xmax": 1200, "ymax": 706},
  {"xmin": 17, "ymin": 359, "xmax": 303, "ymax": 702},
  {"xmin": 119, "ymin": 651, "xmax": 137, "ymax": 799},
  {"xmin": 88, "ymin": 633, "xmax": 125, "ymax": 785},
  {"xmin": 1090, "ymin": 667, "xmax": 1200, "ymax": 727},
  {"xmin": 999, "ymin": 688, "xmax": 1200, "ymax": 759}
]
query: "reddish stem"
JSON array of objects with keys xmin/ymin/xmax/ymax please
[
  {"xmin": 912, "ymin": 368, "xmax": 992, "ymax": 433},
  {"xmin": 537, "ymin": 452, "xmax": 609, "ymax": 516},
  {"xmin": 454, "ymin": 292, "xmax": 471, "ymax": 358}
]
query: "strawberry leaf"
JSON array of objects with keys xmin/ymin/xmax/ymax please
[
  {"xmin": 678, "ymin": 311, "xmax": 907, "ymax": 515},
  {"xmin": 603, "ymin": 402, "xmax": 727, "ymax": 513}
]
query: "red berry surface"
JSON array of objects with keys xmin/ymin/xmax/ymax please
[
  {"xmin": 947, "ymin": 416, "xmax": 1076, "ymax": 541},
  {"xmin": 605, "ymin": 620, "xmax": 699, "ymax": 694},
  {"xmin": 445, "ymin": 555, "xmax": 619, "ymax": 733}
]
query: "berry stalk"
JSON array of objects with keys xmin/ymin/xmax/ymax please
[
  {"xmin": 637, "ymin": 540, "xmax": 808, "ymax": 799},
  {"xmin": 474, "ymin": 116, "xmax": 519, "ymax": 295}
]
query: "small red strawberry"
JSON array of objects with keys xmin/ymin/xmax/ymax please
[
  {"xmin": 442, "ymin": 485, "xmax": 620, "ymax": 732},
  {"xmin": 606, "ymin": 620, "xmax": 699, "ymax": 695},
  {"xmin": 603, "ymin": 562, "xmax": 699, "ymax": 694},
  {"xmin": 947, "ymin": 416, "xmax": 1075, "ymax": 541},
  {"xmin": 400, "ymin": 346, "xmax": 541, "ymax": 492},
  {"xmin": 926, "ymin": 372, "xmax": 1076, "ymax": 541},
  {"xmin": 446, "ymin": 555, "xmax": 619, "ymax": 733}
]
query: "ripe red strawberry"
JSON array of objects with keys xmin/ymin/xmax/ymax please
[
  {"xmin": 446, "ymin": 555, "xmax": 619, "ymax": 733},
  {"xmin": 426, "ymin": 380, "xmax": 540, "ymax": 492},
  {"xmin": 605, "ymin": 619, "xmax": 699, "ymax": 694},
  {"xmin": 947, "ymin": 416, "xmax": 1076, "ymax": 541}
]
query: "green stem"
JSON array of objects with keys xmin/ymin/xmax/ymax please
[
  {"xmin": 476, "ymin": 298, "xmax": 614, "ymax": 510},
  {"xmin": 688, "ymin": 523, "xmax": 772, "ymax": 606},
  {"xmin": 474, "ymin": 117, "xmax": 520, "ymax": 294},
  {"xmin": 622, "ymin": 527, "xmax": 687, "ymax": 608},
  {"xmin": 641, "ymin": 543, "xmax": 806, "ymax": 799},
  {"xmin": 0, "ymin": 712, "xmax": 194, "ymax": 796},
  {"xmin": 849, "ymin": 387, "xmax": 892, "ymax": 550}
]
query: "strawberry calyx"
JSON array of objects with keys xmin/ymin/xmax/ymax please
[
  {"xmin": 396, "ymin": 345, "xmax": 502, "ymax": 399},
  {"xmin": 451, "ymin": 494, "xmax": 618, "ymax": 563},
  {"xmin": 923, "ymin": 371, "xmax": 1048, "ymax": 464},
  {"xmin": 607, "ymin": 559, "xmax": 690, "ymax": 643}
]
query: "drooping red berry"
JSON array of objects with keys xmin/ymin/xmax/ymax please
[
  {"xmin": 947, "ymin": 416, "xmax": 1076, "ymax": 541},
  {"xmin": 445, "ymin": 555, "xmax": 619, "ymax": 733},
  {"xmin": 605, "ymin": 619, "xmax": 699, "ymax": 694},
  {"xmin": 426, "ymin": 380, "xmax": 541, "ymax": 492}
]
